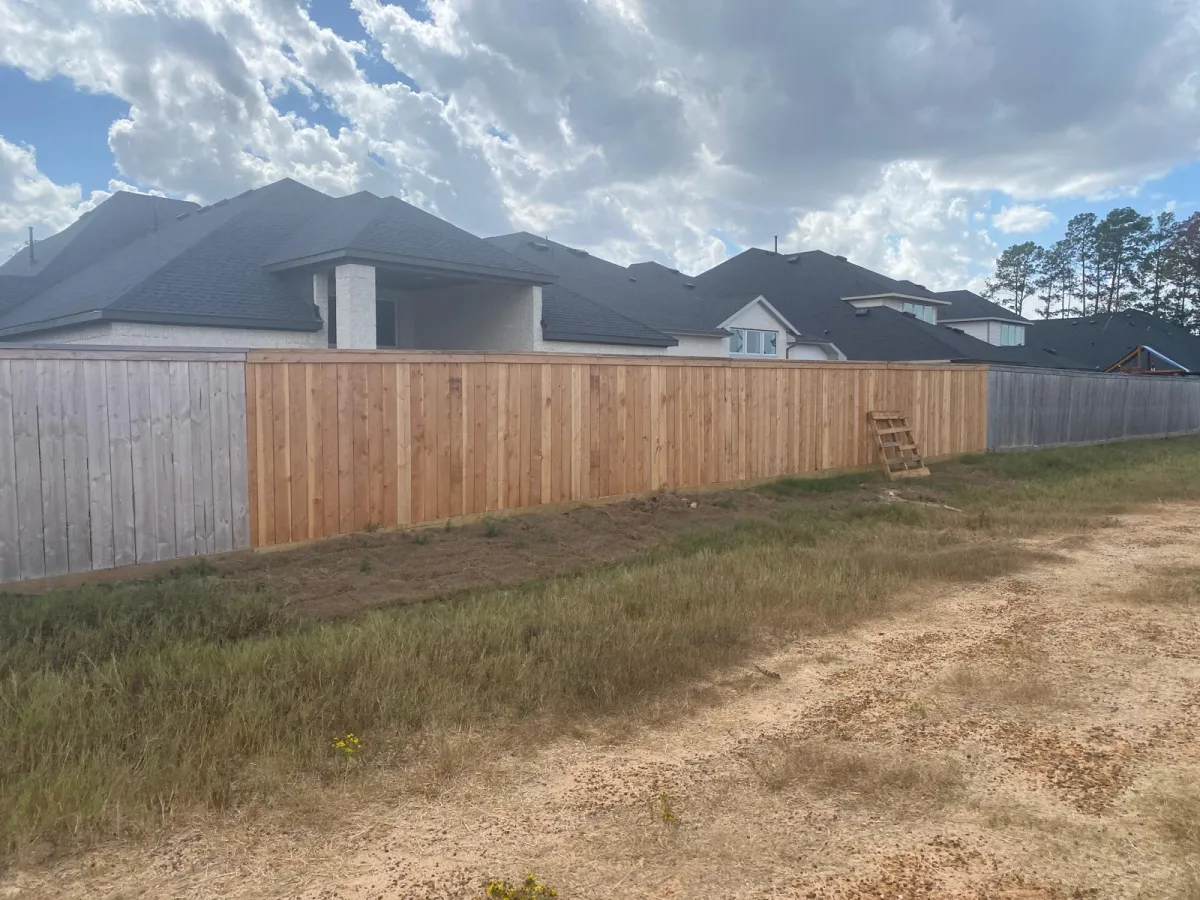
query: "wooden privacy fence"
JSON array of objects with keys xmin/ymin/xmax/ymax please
[
  {"xmin": 10, "ymin": 346, "xmax": 1200, "ymax": 585},
  {"xmin": 245, "ymin": 352, "xmax": 989, "ymax": 547},
  {"xmin": 0, "ymin": 349, "xmax": 250, "ymax": 583},
  {"xmin": 988, "ymin": 366, "xmax": 1200, "ymax": 450}
]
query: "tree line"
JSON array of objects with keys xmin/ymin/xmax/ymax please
[{"xmin": 985, "ymin": 208, "xmax": 1200, "ymax": 330}]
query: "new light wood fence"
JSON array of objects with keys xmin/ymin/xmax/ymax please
[
  {"xmin": 245, "ymin": 352, "xmax": 989, "ymax": 547},
  {"xmin": 0, "ymin": 349, "xmax": 250, "ymax": 582}
]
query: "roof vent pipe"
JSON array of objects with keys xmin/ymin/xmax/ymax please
[{"xmin": 774, "ymin": 235, "xmax": 778, "ymax": 254}]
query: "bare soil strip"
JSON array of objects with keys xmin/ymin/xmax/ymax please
[{"xmin": 15, "ymin": 504, "xmax": 1200, "ymax": 899}]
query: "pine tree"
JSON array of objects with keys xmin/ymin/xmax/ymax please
[
  {"xmin": 1165, "ymin": 212, "xmax": 1200, "ymax": 332},
  {"xmin": 1036, "ymin": 239, "xmax": 1076, "ymax": 319},
  {"xmin": 1138, "ymin": 211, "xmax": 1177, "ymax": 317},
  {"xmin": 1095, "ymin": 207, "xmax": 1152, "ymax": 313},
  {"xmin": 985, "ymin": 242, "xmax": 1043, "ymax": 318},
  {"xmin": 1063, "ymin": 213, "xmax": 1099, "ymax": 315}
]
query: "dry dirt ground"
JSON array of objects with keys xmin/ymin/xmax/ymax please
[
  {"xmin": 13, "ymin": 506, "xmax": 1200, "ymax": 899},
  {"xmin": 208, "ymin": 490, "xmax": 781, "ymax": 619}
]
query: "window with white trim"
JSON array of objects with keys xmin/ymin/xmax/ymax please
[
  {"xmin": 901, "ymin": 301, "xmax": 936, "ymax": 324},
  {"xmin": 730, "ymin": 328, "xmax": 778, "ymax": 357},
  {"xmin": 999, "ymin": 323, "xmax": 1025, "ymax": 346}
]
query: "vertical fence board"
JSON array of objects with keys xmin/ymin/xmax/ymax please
[
  {"xmin": 169, "ymin": 361, "xmax": 196, "ymax": 559},
  {"xmin": 60, "ymin": 361, "xmax": 92, "ymax": 573},
  {"xmin": 11, "ymin": 361, "xmax": 44, "ymax": 579},
  {"xmin": 0, "ymin": 361, "xmax": 20, "ymax": 582},
  {"xmin": 84, "ymin": 361, "xmax": 114, "ymax": 571},
  {"xmin": 213, "ymin": 363, "xmax": 235, "ymax": 553},
  {"xmin": 189, "ymin": 363, "xmax": 214, "ymax": 555},
  {"xmin": 148, "ymin": 362, "xmax": 177, "ymax": 561},
  {"xmin": 105, "ymin": 361, "xmax": 137, "ymax": 567},
  {"xmin": 36, "ymin": 360, "xmax": 69, "ymax": 577}
]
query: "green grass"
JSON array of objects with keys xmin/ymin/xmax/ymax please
[{"xmin": 4, "ymin": 436, "xmax": 1200, "ymax": 858}]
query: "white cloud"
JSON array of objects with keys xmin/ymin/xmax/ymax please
[
  {"xmin": 992, "ymin": 204, "xmax": 1058, "ymax": 234},
  {"xmin": 786, "ymin": 162, "xmax": 997, "ymax": 292},
  {"xmin": 0, "ymin": 0, "xmax": 1197, "ymax": 288}
]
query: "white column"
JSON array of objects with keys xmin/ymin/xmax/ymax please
[
  {"xmin": 312, "ymin": 272, "xmax": 330, "ymax": 347},
  {"xmin": 335, "ymin": 264, "xmax": 377, "ymax": 349}
]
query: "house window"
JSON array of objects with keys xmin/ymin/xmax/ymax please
[
  {"xmin": 730, "ymin": 328, "xmax": 778, "ymax": 357},
  {"xmin": 376, "ymin": 299, "xmax": 397, "ymax": 348},
  {"xmin": 999, "ymin": 323, "xmax": 1025, "ymax": 346},
  {"xmin": 901, "ymin": 301, "xmax": 936, "ymax": 324}
]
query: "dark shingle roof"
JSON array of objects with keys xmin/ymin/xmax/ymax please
[
  {"xmin": 266, "ymin": 193, "xmax": 553, "ymax": 282},
  {"xmin": 936, "ymin": 289, "xmax": 1030, "ymax": 324},
  {"xmin": 695, "ymin": 249, "xmax": 1087, "ymax": 367},
  {"xmin": 541, "ymin": 284, "xmax": 676, "ymax": 347},
  {"xmin": 1025, "ymin": 310, "xmax": 1200, "ymax": 372},
  {"xmin": 0, "ymin": 180, "xmax": 328, "ymax": 336},
  {"xmin": 0, "ymin": 192, "xmax": 199, "ymax": 319},
  {"xmin": 487, "ymin": 233, "xmax": 779, "ymax": 338},
  {"xmin": 0, "ymin": 180, "xmax": 556, "ymax": 339}
]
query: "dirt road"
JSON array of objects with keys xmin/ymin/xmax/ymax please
[{"xmin": 15, "ymin": 506, "xmax": 1200, "ymax": 899}]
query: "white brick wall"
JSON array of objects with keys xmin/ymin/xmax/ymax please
[
  {"xmin": 2, "ymin": 321, "xmax": 326, "ymax": 348},
  {"xmin": 334, "ymin": 264, "xmax": 377, "ymax": 349}
]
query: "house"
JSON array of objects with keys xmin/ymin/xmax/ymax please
[
  {"xmin": 1025, "ymin": 310, "xmax": 1200, "ymax": 374},
  {"xmin": 695, "ymin": 249, "xmax": 1084, "ymax": 367},
  {"xmin": 486, "ymin": 233, "xmax": 842, "ymax": 359},
  {"xmin": 0, "ymin": 179, "xmax": 563, "ymax": 351},
  {"xmin": 934, "ymin": 290, "xmax": 1031, "ymax": 347}
]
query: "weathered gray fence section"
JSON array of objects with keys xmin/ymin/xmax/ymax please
[
  {"xmin": 0, "ymin": 348, "xmax": 251, "ymax": 583},
  {"xmin": 987, "ymin": 366, "xmax": 1200, "ymax": 450}
]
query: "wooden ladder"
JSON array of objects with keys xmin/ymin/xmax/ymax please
[{"xmin": 868, "ymin": 411, "xmax": 930, "ymax": 481}]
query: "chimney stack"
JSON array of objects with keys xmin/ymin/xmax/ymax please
[{"xmin": 774, "ymin": 235, "xmax": 778, "ymax": 254}]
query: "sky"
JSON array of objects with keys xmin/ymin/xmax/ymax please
[{"xmin": 1, "ymin": 0, "xmax": 1199, "ymax": 294}]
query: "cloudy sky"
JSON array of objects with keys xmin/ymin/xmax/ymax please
[{"xmin": 1, "ymin": 0, "xmax": 1198, "ymax": 291}]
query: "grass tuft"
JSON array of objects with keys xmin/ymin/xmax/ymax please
[{"xmin": 747, "ymin": 738, "xmax": 964, "ymax": 810}]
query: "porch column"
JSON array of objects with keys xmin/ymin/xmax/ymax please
[
  {"xmin": 312, "ymin": 271, "xmax": 331, "ymax": 346},
  {"xmin": 335, "ymin": 264, "xmax": 377, "ymax": 349}
]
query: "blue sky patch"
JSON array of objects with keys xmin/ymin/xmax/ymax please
[{"xmin": 0, "ymin": 66, "xmax": 128, "ymax": 195}]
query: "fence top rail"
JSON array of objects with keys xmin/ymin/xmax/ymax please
[
  {"xmin": 988, "ymin": 363, "xmax": 1200, "ymax": 380},
  {"xmin": 0, "ymin": 345, "xmax": 248, "ymax": 362},
  {"xmin": 247, "ymin": 349, "xmax": 988, "ymax": 370}
]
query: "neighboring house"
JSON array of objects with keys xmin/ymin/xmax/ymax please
[
  {"xmin": 486, "ymin": 233, "xmax": 842, "ymax": 359},
  {"xmin": 934, "ymin": 289, "xmax": 1031, "ymax": 347},
  {"xmin": 696, "ymin": 249, "xmax": 1085, "ymax": 367},
  {"xmin": 1025, "ymin": 311, "xmax": 1200, "ymax": 374},
  {"xmin": 0, "ymin": 179, "xmax": 558, "ymax": 351}
]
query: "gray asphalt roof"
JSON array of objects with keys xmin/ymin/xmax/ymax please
[
  {"xmin": 541, "ymin": 284, "xmax": 677, "ymax": 347},
  {"xmin": 0, "ymin": 180, "xmax": 555, "ymax": 339},
  {"xmin": 695, "ymin": 249, "xmax": 1089, "ymax": 367},
  {"xmin": 266, "ymin": 192, "xmax": 554, "ymax": 281},
  {"xmin": 936, "ymin": 289, "xmax": 1030, "ymax": 323},
  {"xmin": 1026, "ymin": 310, "xmax": 1200, "ymax": 372},
  {"xmin": 0, "ymin": 192, "xmax": 199, "ymax": 321},
  {"xmin": 487, "ymin": 233, "xmax": 774, "ymax": 337}
]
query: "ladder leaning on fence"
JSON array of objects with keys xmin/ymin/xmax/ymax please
[{"xmin": 868, "ymin": 411, "xmax": 931, "ymax": 481}]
